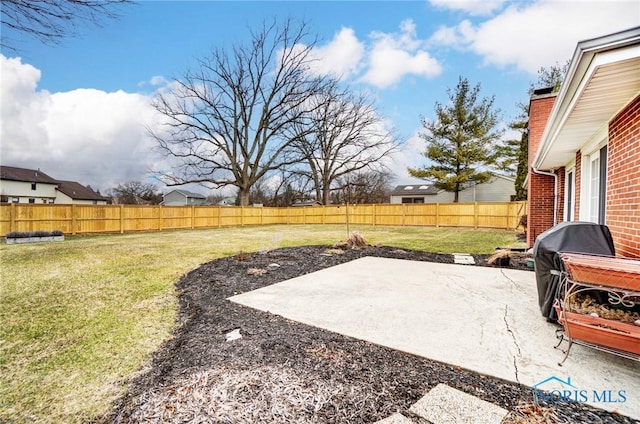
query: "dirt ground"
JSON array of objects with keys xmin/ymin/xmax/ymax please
[{"xmin": 103, "ymin": 246, "xmax": 635, "ymax": 423}]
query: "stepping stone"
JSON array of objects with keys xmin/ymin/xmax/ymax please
[
  {"xmin": 453, "ymin": 253, "xmax": 475, "ymax": 265},
  {"xmin": 409, "ymin": 384, "xmax": 507, "ymax": 424},
  {"xmin": 373, "ymin": 413, "xmax": 413, "ymax": 424}
]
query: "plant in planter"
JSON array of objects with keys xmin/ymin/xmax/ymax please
[
  {"xmin": 556, "ymin": 294, "xmax": 640, "ymax": 356},
  {"xmin": 4, "ymin": 230, "xmax": 65, "ymax": 244}
]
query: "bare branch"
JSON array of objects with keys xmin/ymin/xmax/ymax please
[
  {"xmin": 286, "ymin": 83, "xmax": 400, "ymax": 204},
  {"xmin": 1, "ymin": 0, "xmax": 132, "ymax": 51},
  {"xmin": 150, "ymin": 18, "xmax": 330, "ymax": 206}
]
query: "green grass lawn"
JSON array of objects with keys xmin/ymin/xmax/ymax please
[{"xmin": 0, "ymin": 224, "xmax": 524, "ymax": 423}]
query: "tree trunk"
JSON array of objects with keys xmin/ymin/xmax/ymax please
[
  {"xmin": 239, "ymin": 189, "xmax": 250, "ymax": 206},
  {"xmin": 322, "ymin": 187, "xmax": 331, "ymax": 205}
]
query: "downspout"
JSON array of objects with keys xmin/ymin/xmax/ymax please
[{"xmin": 532, "ymin": 167, "xmax": 558, "ymax": 225}]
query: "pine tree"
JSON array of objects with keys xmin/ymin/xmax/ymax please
[{"xmin": 409, "ymin": 76, "xmax": 503, "ymax": 202}]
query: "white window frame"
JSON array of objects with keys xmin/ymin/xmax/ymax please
[
  {"xmin": 588, "ymin": 151, "xmax": 600, "ymax": 224},
  {"xmin": 579, "ymin": 134, "xmax": 607, "ymax": 224},
  {"xmin": 564, "ymin": 164, "xmax": 576, "ymax": 222}
]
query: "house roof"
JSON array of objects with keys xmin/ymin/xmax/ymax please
[
  {"xmin": 0, "ymin": 165, "xmax": 59, "ymax": 184},
  {"xmin": 165, "ymin": 189, "xmax": 206, "ymax": 199},
  {"xmin": 533, "ymin": 26, "xmax": 640, "ymax": 169},
  {"xmin": 57, "ymin": 181, "xmax": 109, "ymax": 201},
  {"xmin": 391, "ymin": 184, "xmax": 439, "ymax": 196},
  {"xmin": 392, "ymin": 174, "xmax": 514, "ymax": 196}
]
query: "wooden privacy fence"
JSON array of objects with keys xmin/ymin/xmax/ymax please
[{"xmin": 0, "ymin": 201, "xmax": 527, "ymax": 236}]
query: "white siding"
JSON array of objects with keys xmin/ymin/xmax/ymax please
[
  {"xmin": 164, "ymin": 191, "xmax": 187, "ymax": 206},
  {"xmin": 0, "ymin": 180, "xmax": 58, "ymax": 203}
]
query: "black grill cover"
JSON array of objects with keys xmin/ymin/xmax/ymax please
[{"xmin": 532, "ymin": 221, "xmax": 615, "ymax": 319}]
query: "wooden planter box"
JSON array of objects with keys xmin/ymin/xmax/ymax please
[{"xmin": 556, "ymin": 306, "xmax": 640, "ymax": 355}]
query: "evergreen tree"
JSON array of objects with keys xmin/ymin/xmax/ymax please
[{"xmin": 409, "ymin": 76, "xmax": 503, "ymax": 202}]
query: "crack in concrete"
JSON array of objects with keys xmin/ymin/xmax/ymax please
[
  {"xmin": 500, "ymin": 268, "xmax": 519, "ymax": 288},
  {"xmin": 503, "ymin": 305, "xmax": 521, "ymax": 385}
]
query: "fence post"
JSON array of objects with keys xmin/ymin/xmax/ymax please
[
  {"xmin": 119, "ymin": 205, "xmax": 124, "ymax": 233},
  {"xmin": 217, "ymin": 206, "xmax": 221, "ymax": 227},
  {"xmin": 191, "ymin": 206, "xmax": 195, "ymax": 229},
  {"xmin": 9, "ymin": 203, "xmax": 16, "ymax": 233},
  {"xmin": 70, "ymin": 204, "xmax": 78, "ymax": 234},
  {"xmin": 474, "ymin": 202, "xmax": 479, "ymax": 229},
  {"xmin": 372, "ymin": 204, "xmax": 376, "ymax": 227},
  {"xmin": 158, "ymin": 205, "xmax": 164, "ymax": 231},
  {"xmin": 402, "ymin": 204, "xmax": 406, "ymax": 226},
  {"xmin": 435, "ymin": 203, "xmax": 440, "ymax": 228}
]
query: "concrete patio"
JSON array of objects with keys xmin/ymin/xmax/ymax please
[{"xmin": 230, "ymin": 256, "xmax": 640, "ymax": 420}]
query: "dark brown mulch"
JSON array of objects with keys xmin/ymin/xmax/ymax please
[{"xmin": 104, "ymin": 246, "xmax": 634, "ymax": 423}]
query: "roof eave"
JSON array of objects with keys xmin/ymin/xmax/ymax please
[{"xmin": 533, "ymin": 26, "xmax": 640, "ymax": 170}]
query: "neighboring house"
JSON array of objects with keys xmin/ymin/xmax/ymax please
[
  {"xmin": 390, "ymin": 174, "xmax": 515, "ymax": 204},
  {"xmin": 0, "ymin": 165, "xmax": 110, "ymax": 205},
  {"xmin": 56, "ymin": 181, "xmax": 109, "ymax": 205},
  {"xmin": 218, "ymin": 197, "xmax": 237, "ymax": 206},
  {"xmin": 527, "ymin": 26, "xmax": 640, "ymax": 256},
  {"xmin": 390, "ymin": 184, "xmax": 439, "ymax": 203},
  {"xmin": 0, "ymin": 165, "xmax": 59, "ymax": 204},
  {"xmin": 163, "ymin": 189, "xmax": 207, "ymax": 206}
]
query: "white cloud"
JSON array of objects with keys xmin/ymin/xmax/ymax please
[
  {"xmin": 309, "ymin": 27, "xmax": 365, "ymax": 78},
  {"xmin": 0, "ymin": 55, "xmax": 165, "ymax": 192},
  {"xmin": 429, "ymin": 0, "xmax": 505, "ymax": 16},
  {"xmin": 388, "ymin": 128, "xmax": 431, "ymax": 184},
  {"xmin": 361, "ymin": 19, "xmax": 441, "ymax": 88},
  {"xmin": 430, "ymin": 1, "xmax": 640, "ymax": 73}
]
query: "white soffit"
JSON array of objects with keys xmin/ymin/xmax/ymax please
[{"xmin": 536, "ymin": 41, "xmax": 640, "ymax": 170}]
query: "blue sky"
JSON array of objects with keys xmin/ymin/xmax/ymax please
[{"xmin": 1, "ymin": 0, "xmax": 638, "ymax": 195}]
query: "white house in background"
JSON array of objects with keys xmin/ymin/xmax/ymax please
[
  {"xmin": 163, "ymin": 189, "xmax": 207, "ymax": 206},
  {"xmin": 56, "ymin": 181, "xmax": 109, "ymax": 205},
  {"xmin": 0, "ymin": 165, "xmax": 60, "ymax": 204},
  {"xmin": 390, "ymin": 184, "xmax": 439, "ymax": 203},
  {"xmin": 390, "ymin": 174, "xmax": 516, "ymax": 204},
  {"xmin": 0, "ymin": 165, "xmax": 109, "ymax": 204}
]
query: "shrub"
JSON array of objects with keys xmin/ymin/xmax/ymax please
[
  {"xmin": 5, "ymin": 230, "xmax": 64, "ymax": 238},
  {"xmin": 5, "ymin": 231, "xmax": 33, "ymax": 238}
]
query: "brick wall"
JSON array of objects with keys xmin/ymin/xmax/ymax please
[
  {"xmin": 606, "ymin": 95, "xmax": 640, "ymax": 257},
  {"xmin": 527, "ymin": 93, "xmax": 558, "ymax": 246}
]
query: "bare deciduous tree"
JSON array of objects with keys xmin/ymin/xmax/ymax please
[
  {"xmin": 288, "ymin": 85, "xmax": 399, "ymax": 205},
  {"xmin": 331, "ymin": 170, "xmax": 393, "ymax": 204},
  {"xmin": 1, "ymin": 0, "xmax": 130, "ymax": 51},
  {"xmin": 107, "ymin": 181, "xmax": 162, "ymax": 205},
  {"xmin": 150, "ymin": 19, "xmax": 329, "ymax": 206}
]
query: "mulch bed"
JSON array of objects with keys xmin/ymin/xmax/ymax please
[{"xmin": 103, "ymin": 246, "xmax": 634, "ymax": 423}]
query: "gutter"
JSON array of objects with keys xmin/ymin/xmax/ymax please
[{"xmin": 532, "ymin": 167, "xmax": 558, "ymax": 226}]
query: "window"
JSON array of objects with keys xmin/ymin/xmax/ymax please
[
  {"xmin": 585, "ymin": 145, "xmax": 607, "ymax": 225},
  {"xmin": 565, "ymin": 169, "xmax": 574, "ymax": 221},
  {"xmin": 31, "ymin": 182, "xmax": 36, "ymax": 190},
  {"xmin": 402, "ymin": 197, "xmax": 424, "ymax": 204},
  {"xmin": 11, "ymin": 197, "xmax": 19, "ymax": 203},
  {"xmin": 28, "ymin": 198, "xmax": 35, "ymax": 204}
]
